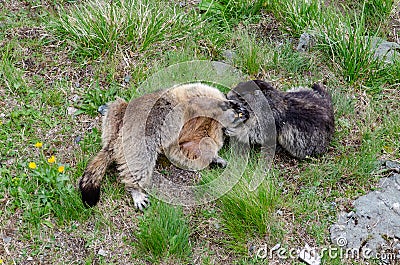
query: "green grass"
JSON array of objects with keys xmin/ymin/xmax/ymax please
[
  {"xmin": 198, "ymin": 0, "xmax": 264, "ymax": 29},
  {"xmin": 48, "ymin": 0, "xmax": 198, "ymax": 59},
  {"xmin": 74, "ymin": 82, "xmax": 119, "ymax": 116},
  {"xmin": 316, "ymin": 5, "xmax": 383, "ymax": 85},
  {"xmin": 0, "ymin": 42, "xmax": 28, "ymax": 95},
  {"xmin": 0, "ymin": 0, "xmax": 399, "ymax": 264},
  {"xmin": 134, "ymin": 200, "xmax": 191, "ymax": 262},
  {"xmin": 364, "ymin": 0, "xmax": 395, "ymax": 33},
  {"xmin": 15, "ymin": 159, "xmax": 89, "ymax": 227},
  {"xmin": 232, "ymin": 32, "xmax": 264, "ymax": 76},
  {"xmin": 231, "ymin": 30, "xmax": 319, "ymax": 81},
  {"xmin": 264, "ymin": 0, "xmax": 321, "ymax": 37},
  {"xmin": 198, "ymin": 154, "xmax": 284, "ymax": 254},
  {"xmin": 264, "ymin": 0, "xmax": 399, "ymax": 87},
  {"xmin": 219, "ymin": 173, "xmax": 284, "ymax": 253}
]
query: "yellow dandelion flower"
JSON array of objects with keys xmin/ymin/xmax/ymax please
[
  {"xmin": 28, "ymin": 162, "xmax": 37, "ymax": 169},
  {"xmin": 0, "ymin": 258, "xmax": 3, "ymax": 264},
  {"xmin": 34, "ymin": 142, "xmax": 43, "ymax": 148},
  {"xmin": 47, "ymin": 156, "xmax": 56, "ymax": 164},
  {"xmin": 58, "ymin": 165, "xmax": 65, "ymax": 173}
]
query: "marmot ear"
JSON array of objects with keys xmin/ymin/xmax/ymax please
[{"xmin": 253, "ymin": 80, "xmax": 275, "ymax": 92}]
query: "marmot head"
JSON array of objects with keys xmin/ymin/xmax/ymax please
[{"xmin": 226, "ymin": 80, "xmax": 274, "ymax": 115}]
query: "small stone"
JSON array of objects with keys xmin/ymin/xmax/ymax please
[
  {"xmin": 71, "ymin": 94, "xmax": 80, "ymax": 102},
  {"xmin": 74, "ymin": 135, "xmax": 82, "ymax": 144},
  {"xmin": 27, "ymin": 256, "xmax": 33, "ymax": 261},
  {"xmin": 97, "ymin": 248, "xmax": 107, "ymax": 257},
  {"xmin": 67, "ymin": 106, "xmax": 78, "ymax": 115},
  {"xmin": 367, "ymin": 36, "xmax": 400, "ymax": 64},
  {"xmin": 222, "ymin": 49, "xmax": 236, "ymax": 62},
  {"xmin": 276, "ymin": 210, "xmax": 283, "ymax": 216},
  {"xmin": 124, "ymin": 75, "xmax": 131, "ymax": 83},
  {"xmin": 75, "ymin": 82, "xmax": 80, "ymax": 88},
  {"xmin": 2, "ymin": 236, "xmax": 11, "ymax": 244},
  {"xmin": 248, "ymin": 245, "xmax": 256, "ymax": 253},
  {"xmin": 97, "ymin": 104, "xmax": 108, "ymax": 116},
  {"xmin": 385, "ymin": 160, "xmax": 400, "ymax": 170},
  {"xmin": 297, "ymin": 33, "xmax": 316, "ymax": 52},
  {"xmin": 214, "ymin": 222, "xmax": 220, "ymax": 230}
]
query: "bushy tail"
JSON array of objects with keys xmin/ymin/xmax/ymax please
[
  {"xmin": 79, "ymin": 149, "xmax": 112, "ymax": 207},
  {"xmin": 311, "ymin": 83, "xmax": 330, "ymax": 98}
]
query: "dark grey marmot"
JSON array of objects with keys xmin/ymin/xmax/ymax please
[{"xmin": 226, "ymin": 80, "xmax": 334, "ymax": 159}]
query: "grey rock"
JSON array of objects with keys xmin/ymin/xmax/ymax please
[
  {"xmin": 222, "ymin": 49, "xmax": 236, "ymax": 63},
  {"xmin": 297, "ymin": 33, "xmax": 316, "ymax": 52},
  {"xmin": 74, "ymin": 135, "xmax": 82, "ymax": 144},
  {"xmin": 97, "ymin": 104, "xmax": 108, "ymax": 116},
  {"xmin": 2, "ymin": 236, "xmax": 12, "ymax": 244},
  {"xmin": 330, "ymin": 173, "xmax": 400, "ymax": 258},
  {"xmin": 71, "ymin": 94, "xmax": 80, "ymax": 102},
  {"xmin": 248, "ymin": 244, "xmax": 256, "ymax": 253},
  {"xmin": 124, "ymin": 75, "xmax": 131, "ymax": 83},
  {"xmin": 385, "ymin": 160, "xmax": 400, "ymax": 170},
  {"xmin": 97, "ymin": 248, "xmax": 108, "ymax": 257},
  {"xmin": 367, "ymin": 36, "xmax": 400, "ymax": 64},
  {"xmin": 67, "ymin": 106, "xmax": 78, "ymax": 115}
]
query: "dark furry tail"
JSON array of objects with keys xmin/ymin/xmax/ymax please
[
  {"xmin": 311, "ymin": 83, "xmax": 330, "ymax": 98},
  {"xmin": 79, "ymin": 149, "xmax": 112, "ymax": 207}
]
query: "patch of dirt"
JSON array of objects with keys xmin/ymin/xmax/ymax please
[
  {"xmin": 155, "ymin": 156, "xmax": 202, "ymax": 186},
  {"xmin": 16, "ymin": 26, "xmax": 47, "ymax": 40},
  {"xmin": 0, "ymin": 205, "xmax": 145, "ymax": 264},
  {"xmin": 189, "ymin": 205, "xmax": 238, "ymax": 265},
  {"xmin": 388, "ymin": 2, "xmax": 400, "ymax": 43},
  {"xmin": 0, "ymin": 0, "xmax": 29, "ymax": 12},
  {"xmin": 245, "ymin": 11, "xmax": 287, "ymax": 44}
]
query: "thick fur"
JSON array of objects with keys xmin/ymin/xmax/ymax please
[
  {"xmin": 79, "ymin": 83, "xmax": 246, "ymax": 210},
  {"xmin": 226, "ymin": 80, "xmax": 334, "ymax": 159}
]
